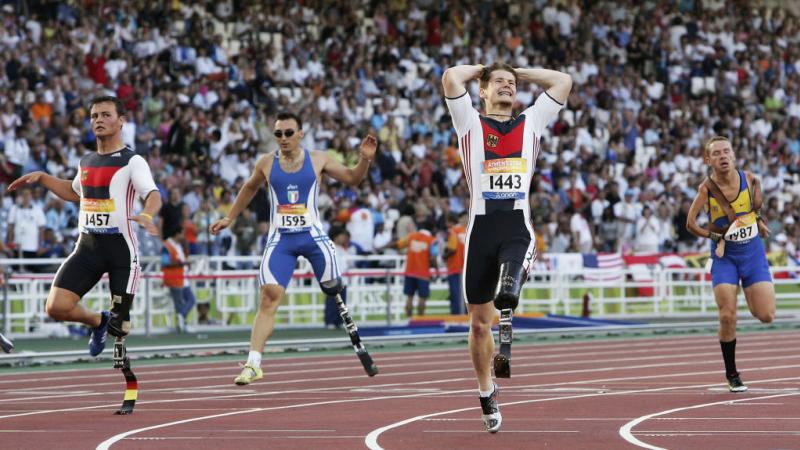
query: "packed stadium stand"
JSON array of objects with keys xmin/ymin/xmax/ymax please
[{"xmin": 1, "ymin": 0, "xmax": 799, "ymax": 268}]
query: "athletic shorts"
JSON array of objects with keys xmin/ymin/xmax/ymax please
[
  {"xmin": 710, "ymin": 237, "xmax": 772, "ymax": 288},
  {"xmin": 53, "ymin": 233, "xmax": 140, "ymax": 297},
  {"xmin": 403, "ymin": 276, "xmax": 430, "ymax": 298},
  {"xmin": 463, "ymin": 209, "xmax": 536, "ymax": 304},
  {"xmin": 259, "ymin": 230, "xmax": 339, "ymax": 288}
]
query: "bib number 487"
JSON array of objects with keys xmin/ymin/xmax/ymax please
[{"xmin": 86, "ymin": 213, "xmax": 110, "ymax": 227}]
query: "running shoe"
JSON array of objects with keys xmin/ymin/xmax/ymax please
[
  {"xmin": 480, "ymin": 383, "xmax": 502, "ymax": 433},
  {"xmin": 234, "ymin": 363, "xmax": 263, "ymax": 385},
  {"xmin": 727, "ymin": 372, "xmax": 748, "ymax": 392},
  {"xmin": 88, "ymin": 311, "xmax": 110, "ymax": 357}
]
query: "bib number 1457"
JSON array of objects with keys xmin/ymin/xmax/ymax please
[{"xmin": 85, "ymin": 213, "xmax": 110, "ymax": 227}]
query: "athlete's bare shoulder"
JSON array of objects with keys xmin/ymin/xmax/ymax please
[
  {"xmin": 307, "ymin": 149, "xmax": 330, "ymax": 174},
  {"xmin": 254, "ymin": 152, "xmax": 276, "ymax": 181}
]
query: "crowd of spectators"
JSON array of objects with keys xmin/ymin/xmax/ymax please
[{"xmin": 2, "ymin": 0, "xmax": 800, "ymax": 271}]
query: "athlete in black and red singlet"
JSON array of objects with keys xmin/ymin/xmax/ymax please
[
  {"xmin": 442, "ymin": 62, "xmax": 572, "ymax": 433},
  {"xmin": 8, "ymin": 96, "xmax": 161, "ymax": 356}
]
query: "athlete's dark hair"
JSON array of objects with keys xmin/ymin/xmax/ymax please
[
  {"xmin": 88, "ymin": 95, "xmax": 126, "ymax": 117},
  {"xmin": 479, "ymin": 62, "xmax": 518, "ymax": 89},
  {"xmin": 276, "ymin": 111, "xmax": 303, "ymax": 130}
]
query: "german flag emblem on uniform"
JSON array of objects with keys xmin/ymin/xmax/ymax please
[{"xmin": 486, "ymin": 134, "xmax": 499, "ymax": 148}]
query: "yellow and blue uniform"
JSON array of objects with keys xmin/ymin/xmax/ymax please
[{"xmin": 708, "ymin": 170, "xmax": 772, "ymax": 287}]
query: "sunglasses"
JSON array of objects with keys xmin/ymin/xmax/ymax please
[{"xmin": 274, "ymin": 129, "xmax": 296, "ymax": 138}]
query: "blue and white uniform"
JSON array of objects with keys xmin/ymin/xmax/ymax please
[{"xmin": 260, "ymin": 150, "xmax": 339, "ymax": 287}]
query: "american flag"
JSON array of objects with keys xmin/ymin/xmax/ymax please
[{"xmin": 582, "ymin": 252, "xmax": 625, "ymax": 282}]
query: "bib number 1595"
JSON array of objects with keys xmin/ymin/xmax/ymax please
[{"xmin": 281, "ymin": 215, "xmax": 307, "ymax": 227}]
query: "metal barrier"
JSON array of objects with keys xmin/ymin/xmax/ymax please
[{"xmin": 2, "ymin": 256, "xmax": 800, "ymax": 337}]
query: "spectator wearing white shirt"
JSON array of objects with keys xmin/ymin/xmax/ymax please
[
  {"xmin": 762, "ymin": 164, "xmax": 784, "ymax": 197},
  {"xmin": 635, "ymin": 206, "xmax": 661, "ymax": 254},
  {"xmin": 6, "ymin": 188, "xmax": 46, "ymax": 261},
  {"xmin": 4, "ymin": 125, "xmax": 30, "ymax": 178},
  {"xmin": 614, "ymin": 189, "xmax": 639, "ymax": 245},
  {"xmin": 569, "ymin": 207, "xmax": 594, "ymax": 253}
]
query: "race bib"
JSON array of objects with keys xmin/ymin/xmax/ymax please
[
  {"xmin": 276, "ymin": 204, "xmax": 312, "ymax": 232},
  {"xmin": 480, "ymin": 158, "xmax": 527, "ymax": 200},
  {"xmin": 724, "ymin": 212, "xmax": 758, "ymax": 243},
  {"xmin": 80, "ymin": 198, "xmax": 119, "ymax": 234}
]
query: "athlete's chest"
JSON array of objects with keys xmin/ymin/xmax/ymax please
[{"xmin": 478, "ymin": 116, "xmax": 528, "ymax": 159}]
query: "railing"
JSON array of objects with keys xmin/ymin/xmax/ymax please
[{"xmin": 2, "ymin": 255, "xmax": 799, "ymax": 337}]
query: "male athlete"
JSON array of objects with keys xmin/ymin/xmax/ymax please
[
  {"xmin": 686, "ymin": 136, "xmax": 775, "ymax": 392},
  {"xmin": 8, "ymin": 96, "xmax": 161, "ymax": 356},
  {"xmin": 442, "ymin": 62, "xmax": 571, "ymax": 432},
  {"xmin": 210, "ymin": 112, "xmax": 377, "ymax": 385}
]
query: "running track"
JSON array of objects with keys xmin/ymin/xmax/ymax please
[{"xmin": 0, "ymin": 329, "xmax": 798, "ymax": 449}]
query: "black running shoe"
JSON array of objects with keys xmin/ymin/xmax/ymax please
[
  {"xmin": 727, "ymin": 372, "xmax": 748, "ymax": 392},
  {"xmin": 479, "ymin": 384, "xmax": 502, "ymax": 433}
]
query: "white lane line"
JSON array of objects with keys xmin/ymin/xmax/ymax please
[
  {"xmin": 618, "ymin": 392, "xmax": 800, "ymax": 450},
  {"xmin": 5, "ymin": 359, "xmax": 800, "ymax": 421},
  {"xmin": 99, "ymin": 374, "xmax": 800, "ymax": 450},
  {"xmin": 3, "ymin": 329, "xmax": 795, "ymax": 381},
  {"xmin": 3, "ymin": 348, "xmax": 799, "ymax": 404},
  {"xmin": 424, "ymin": 430, "xmax": 580, "ymax": 433},
  {"xmin": 363, "ymin": 376, "xmax": 800, "ymax": 450}
]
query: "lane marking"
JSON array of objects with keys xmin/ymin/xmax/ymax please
[
  {"xmin": 618, "ymin": 391, "xmax": 800, "ymax": 450},
  {"xmin": 364, "ymin": 376, "xmax": 800, "ymax": 450}
]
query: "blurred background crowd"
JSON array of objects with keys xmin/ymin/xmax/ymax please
[{"xmin": 1, "ymin": 0, "xmax": 800, "ymax": 268}]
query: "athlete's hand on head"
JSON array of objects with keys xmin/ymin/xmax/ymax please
[
  {"xmin": 7, "ymin": 171, "xmax": 45, "ymax": 191},
  {"xmin": 130, "ymin": 213, "xmax": 158, "ymax": 236},
  {"xmin": 209, "ymin": 217, "xmax": 233, "ymax": 235},
  {"xmin": 359, "ymin": 135, "xmax": 378, "ymax": 161}
]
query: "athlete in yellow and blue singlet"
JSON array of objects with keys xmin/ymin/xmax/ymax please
[
  {"xmin": 686, "ymin": 136, "xmax": 776, "ymax": 394},
  {"xmin": 707, "ymin": 169, "xmax": 772, "ymax": 288}
]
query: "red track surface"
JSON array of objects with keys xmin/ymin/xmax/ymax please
[{"xmin": 1, "ymin": 330, "xmax": 799, "ymax": 449}]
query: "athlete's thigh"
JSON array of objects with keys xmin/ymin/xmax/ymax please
[
  {"xmin": 713, "ymin": 283, "xmax": 739, "ymax": 313},
  {"xmin": 739, "ymin": 249, "xmax": 773, "ymax": 288},
  {"xmin": 105, "ymin": 236, "xmax": 138, "ymax": 296},
  {"xmin": 710, "ymin": 254, "xmax": 739, "ymax": 288},
  {"xmin": 463, "ymin": 237, "xmax": 498, "ymax": 304},
  {"xmin": 52, "ymin": 238, "xmax": 105, "ymax": 299},
  {"xmin": 304, "ymin": 233, "xmax": 339, "ymax": 282},
  {"xmin": 260, "ymin": 235, "xmax": 299, "ymax": 288},
  {"xmin": 743, "ymin": 281, "xmax": 776, "ymax": 318}
]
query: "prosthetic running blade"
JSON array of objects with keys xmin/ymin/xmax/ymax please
[
  {"xmin": 113, "ymin": 337, "xmax": 137, "ymax": 415},
  {"xmin": 336, "ymin": 295, "xmax": 379, "ymax": 376}
]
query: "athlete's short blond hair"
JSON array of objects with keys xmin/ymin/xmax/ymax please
[{"xmin": 704, "ymin": 136, "xmax": 731, "ymax": 156}]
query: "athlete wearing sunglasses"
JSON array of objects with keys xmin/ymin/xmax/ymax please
[{"xmin": 210, "ymin": 111, "xmax": 377, "ymax": 385}]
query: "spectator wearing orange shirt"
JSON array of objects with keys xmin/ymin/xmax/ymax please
[
  {"xmin": 444, "ymin": 213, "xmax": 467, "ymax": 314},
  {"xmin": 162, "ymin": 226, "xmax": 196, "ymax": 333},
  {"xmin": 383, "ymin": 222, "xmax": 438, "ymax": 317}
]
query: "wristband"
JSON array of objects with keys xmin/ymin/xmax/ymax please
[
  {"xmin": 709, "ymin": 231, "xmax": 722, "ymax": 243},
  {"xmin": 140, "ymin": 212, "xmax": 153, "ymax": 222}
]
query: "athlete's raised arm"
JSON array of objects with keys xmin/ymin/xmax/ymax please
[
  {"xmin": 442, "ymin": 64, "xmax": 484, "ymax": 98},
  {"xmin": 513, "ymin": 68, "xmax": 572, "ymax": 104},
  {"xmin": 686, "ymin": 183, "xmax": 717, "ymax": 241},
  {"xmin": 210, "ymin": 154, "xmax": 270, "ymax": 234},
  {"xmin": 7, "ymin": 171, "xmax": 80, "ymax": 202},
  {"xmin": 322, "ymin": 134, "xmax": 377, "ymax": 186}
]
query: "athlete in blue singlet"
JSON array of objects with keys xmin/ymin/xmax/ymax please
[
  {"xmin": 686, "ymin": 136, "xmax": 776, "ymax": 393},
  {"xmin": 210, "ymin": 112, "xmax": 377, "ymax": 385}
]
